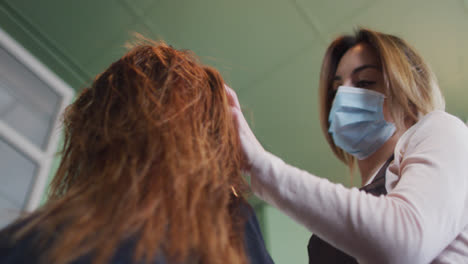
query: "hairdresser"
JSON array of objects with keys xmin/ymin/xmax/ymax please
[{"xmin": 226, "ymin": 28, "xmax": 468, "ymax": 263}]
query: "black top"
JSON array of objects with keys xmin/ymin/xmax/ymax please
[
  {"xmin": 307, "ymin": 155, "xmax": 394, "ymax": 264},
  {"xmin": 0, "ymin": 201, "xmax": 274, "ymax": 264}
]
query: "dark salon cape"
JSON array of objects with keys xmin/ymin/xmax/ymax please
[
  {"xmin": 307, "ymin": 156, "xmax": 393, "ymax": 264},
  {"xmin": 0, "ymin": 202, "xmax": 274, "ymax": 264}
]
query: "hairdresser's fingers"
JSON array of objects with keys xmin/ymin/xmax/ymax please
[
  {"xmin": 230, "ymin": 106, "xmax": 265, "ymax": 171},
  {"xmin": 224, "ymin": 84, "xmax": 241, "ymax": 109},
  {"xmin": 224, "ymin": 84, "xmax": 267, "ymax": 170}
]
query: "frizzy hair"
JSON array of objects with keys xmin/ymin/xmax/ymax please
[{"xmin": 12, "ymin": 40, "xmax": 249, "ymax": 264}]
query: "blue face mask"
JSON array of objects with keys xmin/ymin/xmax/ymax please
[{"xmin": 328, "ymin": 86, "xmax": 396, "ymax": 160}]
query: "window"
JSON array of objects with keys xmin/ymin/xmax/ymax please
[{"xmin": 0, "ymin": 28, "xmax": 74, "ymax": 228}]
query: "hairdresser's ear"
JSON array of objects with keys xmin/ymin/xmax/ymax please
[{"xmin": 224, "ymin": 84, "xmax": 241, "ymax": 109}]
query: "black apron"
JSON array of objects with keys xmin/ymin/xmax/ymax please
[{"xmin": 307, "ymin": 155, "xmax": 394, "ymax": 264}]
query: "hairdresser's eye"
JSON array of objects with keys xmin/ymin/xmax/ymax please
[{"xmin": 356, "ymin": 80, "xmax": 376, "ymax": 88}]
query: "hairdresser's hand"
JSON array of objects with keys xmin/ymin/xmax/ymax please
[{"xmin": 225, "ymin": 84, "xmax": 268, "ymax": 172}]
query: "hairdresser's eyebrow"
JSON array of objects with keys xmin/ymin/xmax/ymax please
[
  {"xmin": 333, "ymin": 64, "xmax": 381, "ymax": 81},
  {"xmin": 351, "ymin": 64, "xmax": 380, "ymax": 75}
]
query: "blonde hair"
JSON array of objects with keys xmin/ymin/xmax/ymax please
[{"xmin": 319, "ymin": 27, "xmax": 445, "ymax": 169}]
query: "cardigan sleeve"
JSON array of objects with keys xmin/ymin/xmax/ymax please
[{"xmin": 250, "ymin": 111, "xmax": 468, "ymax": 264}]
